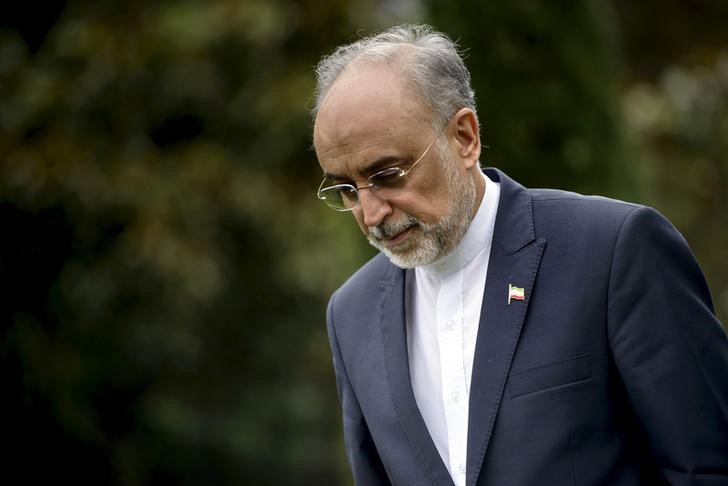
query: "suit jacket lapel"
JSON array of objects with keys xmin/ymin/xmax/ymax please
[
  {"xmin": 467, "ymin": 169, "xmax": 546, "ymax": 486},
  {"xmin": 379, "ymin": 264, "xmax": 455, "ymax": 486}
]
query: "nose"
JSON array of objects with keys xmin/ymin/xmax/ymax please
[{"xmin": 357, "ymin": 188, "xmax": 392, "ymax": 228}]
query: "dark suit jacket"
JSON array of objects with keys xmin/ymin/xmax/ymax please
[{"xmin": 326, "ymin": 168, "xmax": 728, "ymax": 485}]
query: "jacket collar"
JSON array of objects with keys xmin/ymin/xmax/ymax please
[
  {"xmin": 377, "ymin": 168, "xmax": 545, "ymax": 485},
  {"xmin": 464, "ymin": 168, "xmax": 545, "ymax": 485}
]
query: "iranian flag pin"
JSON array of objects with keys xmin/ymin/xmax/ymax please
[{"xmin": 508, "ymin": 284, "xmax": 525, "ymax": 305}]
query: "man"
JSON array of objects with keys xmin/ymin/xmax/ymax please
[{"xmin": 312, "ymin": 24, "xmax": 728, "ymax": 486}]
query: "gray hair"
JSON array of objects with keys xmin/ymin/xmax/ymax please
[{"xmin": 313, "ymin": 24, "xmax": 477, "ymax": 130}]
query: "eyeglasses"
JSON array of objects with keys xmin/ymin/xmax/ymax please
[{"xmin": 317, "ymin": 135, "xmax": 439, "ymax": 211}]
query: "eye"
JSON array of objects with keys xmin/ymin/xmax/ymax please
[
  {"xmin": 369, "ymin": 167, "xmax": 405, "ymax": 187},
  {"xmin": 337, "ymin": 185, "xmax": 357, "ymax": 201},
  {"xmin": 320, "ymin": 183, "xmax": 356, "ymax": 199}
]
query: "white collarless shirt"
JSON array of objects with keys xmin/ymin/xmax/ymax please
[{"xmin": 405, "ymin": 171, "xmax": 500, "ymax": 486}]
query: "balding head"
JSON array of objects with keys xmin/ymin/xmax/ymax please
[{"xmin": 313, "ymin": 24, "xmax": 477, "ymax": 132}]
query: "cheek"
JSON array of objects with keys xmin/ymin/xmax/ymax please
[
  {"xmin": 398, "ymin": 172, "xmax": 451, "ymax": 221},
  {"xmin": 389, "ymin": 195, "xmax": 445, "ymax": 225},
  {"xmin": 352, "ymin": 210, "xmax": 368, "ymax": 233},
  {"xmin": 403, "ymin": 169, "xmax": 452, "ymax": 219}
]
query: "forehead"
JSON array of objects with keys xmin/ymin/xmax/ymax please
[{"xmin": 313, "ymin": 63, "xmax": 432, "ymax": 174}]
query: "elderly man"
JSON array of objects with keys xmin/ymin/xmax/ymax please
[{"xmin": 312, "ymin": 24, "xmax": 728, "ymax": 486}]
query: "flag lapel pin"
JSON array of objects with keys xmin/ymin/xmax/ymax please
[{"xmin": 508, "ymin": 284, "xmax": 525, "ymax": 305}]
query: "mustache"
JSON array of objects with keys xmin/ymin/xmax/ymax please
[{"xmin": 368, "ymin": 215, "xmax": 420, "ymax": 240}]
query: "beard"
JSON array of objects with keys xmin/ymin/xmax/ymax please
[{"xmin": 366, "ymin": 141, "xmax": 477, "ymax": 269}]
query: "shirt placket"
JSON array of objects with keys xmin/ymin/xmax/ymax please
[{"xmin": 437, "ymin": 270, "xmax": 468, "ymax": 486}]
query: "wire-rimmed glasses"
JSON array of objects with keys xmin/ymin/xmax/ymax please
[{"xmin": 317, "ymin": 135, "xmax": 439, "ymax": 211}]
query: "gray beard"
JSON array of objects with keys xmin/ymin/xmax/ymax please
[{"xmin": 366, "ymin": 149, "xmax": 477, "ymax": 269}]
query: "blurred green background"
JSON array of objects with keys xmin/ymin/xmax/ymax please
[{"xmin": 1, "ymin": 0, "xmax": 726, "ymax": 484}]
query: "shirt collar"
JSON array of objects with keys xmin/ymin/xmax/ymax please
[{"xmin": 419, "ymin": 170, "xmax": 500, "ymax": 277}]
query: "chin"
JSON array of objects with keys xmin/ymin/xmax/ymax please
[{"xmin": 373, "ymin": 235, "xmax": 441, "ymax": 269}]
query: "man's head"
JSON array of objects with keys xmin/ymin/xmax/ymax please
[{"xmin": 313, "ymin": 24, "xmax": 485, "ymax": 268}]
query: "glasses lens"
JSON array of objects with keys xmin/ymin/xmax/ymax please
[
  {"xmin": 319, "ymin": 184, "xmax": 358, "ymax": 210},
  {"xmin": 369, "ymin": 167, "xmax": 407, "ymax": 199}
]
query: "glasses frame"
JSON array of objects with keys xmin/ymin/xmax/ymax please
[{"xmin": 317, "ymin": 135, "xmax": 439, "ymax": 212}]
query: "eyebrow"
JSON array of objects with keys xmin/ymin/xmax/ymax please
[{"xmin": 323, "ymin": 154, "xmax": 411, "ymax": 181}]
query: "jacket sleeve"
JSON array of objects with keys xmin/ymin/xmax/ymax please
[
  {"xmin": 607, "ymin": 206, "xmax": 728, "ymax": 484},
  {"xmin": 327, "ymin": 292, "xmax": 392, "ymax": 485}
]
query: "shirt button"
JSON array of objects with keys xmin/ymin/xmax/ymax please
[
  {"xmin": 459, "ymin": 463, "xmax": 466, "ymax": 474},
  {"xmin": 445, "ymin": 319, "xmax": 454, "ymax": 330},
  {"xmin": 451, "ymin": 392, "xmax": 460, "ymax": 403}
]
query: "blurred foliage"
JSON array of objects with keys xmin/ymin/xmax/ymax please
[
  {"xmin": 430, "ymin": 0, "xmax": 629, "ymax": 196},
  {"xmin": 614, "ymin": 0, "xmax": 728, "ymax": 81},
  {"xmin": 623, "ymin": 54, "xmax": 728, "ymax": 322},
  {"xmin": 0, "ymin": 1, "xmax": 369, "ymax": 483},
  {"xmin": 0, "ymin": 0, "xmax": 726, "ymax": 485}
]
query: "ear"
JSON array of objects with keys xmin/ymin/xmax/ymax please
[{"xmin": 451, "ymin": 108, "xmax": 481, "ymax": 169}]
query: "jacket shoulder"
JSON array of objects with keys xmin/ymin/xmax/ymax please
[
  {"xmin": 530, "ymin": 187, "xmax": 639, "ymax": 212},
  {"xmin": 529, "ymin": 187, "xmax": 646, "ymax": 231},
  {"xmin": 330, "ymin": 253, "xmax": 395, "ymax": 314}
]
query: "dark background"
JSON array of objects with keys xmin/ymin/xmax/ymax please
[{"xmin": 1, "ymin": 0, "xmax": 726, "ymax": 484}]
